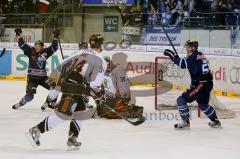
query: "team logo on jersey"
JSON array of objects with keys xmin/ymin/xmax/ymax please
[
  {"xmin": 37, "ymin": 62, "xmax": 43, "ymax": 69},
  {"xmin": 103, "ymin": 79, "xmax": 110, "ymax": 90},
  {"xmin": 38, "ymin": 53, "xmax": 47, "ymax": 61}
]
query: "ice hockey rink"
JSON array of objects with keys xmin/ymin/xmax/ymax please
[{"xmin": 0, "ymin": 80, "xmax": 240, "ymax": 159}]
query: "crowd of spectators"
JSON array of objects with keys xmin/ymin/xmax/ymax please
[
  {"xmin": 120, "ymin": 0, "xmax": 240, "ymax": 27},
  {"xmin": 1, "ymin": 0, "xmax": 240, "ymax": 27}
]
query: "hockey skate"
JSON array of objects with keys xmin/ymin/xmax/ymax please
[
  {"xmin": 41, "ymin": 101, "xmax": 56, "ymax": 111},
  {"xmin": 174, "ymin": 121, "xmax": 190, "ymax": 130},
  {"xmin": 25, "ymin": 127, "xmax": 41, "ymax": 148},
  {"xmin": 41, "ymin": 102, "xmax": 48, "ymax": 111},
  {"xmin": 67, "ymin": 136, "xmax": 81, "ymax": 150},
  {"xmin": 208, "ymin": 119, "xmax": 222, "ymax": 128},
  {"xmin": 12, "ymin": 103, "xmax": 23, "ymax": 110}
]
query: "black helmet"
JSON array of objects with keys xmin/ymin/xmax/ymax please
[
  {"xmin": 35, "ymin": 40, "xmax": 44, "ymax": 47},
  {"xmin": 89, "ymin": 34, "xmax": 104, "ymax": 49},
  {"xmin": 79, "ymin": 41, "xmax": 88, "ymax": 50},
  {"xmin": 192, "ymin": 40, "xmax": 198, "ymax": 48}
]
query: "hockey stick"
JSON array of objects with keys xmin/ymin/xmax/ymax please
[
  {"xmin": 147, "ymin": 0, "xmax": 178, "ymax": 54},
  {"xmin": 57, "ymin": 37, "xmax": 64, "ymax": 60},
  {"xmin": 0, "ymin": 48, "xmax": 6, "ymax": 58}
]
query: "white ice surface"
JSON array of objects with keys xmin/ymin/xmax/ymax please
[{"xmin": 0, "ymin": 81, "xmax": 240, "ymax": 159}]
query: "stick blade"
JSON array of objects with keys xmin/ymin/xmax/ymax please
[{"xmin": 131, "ymin": 116, "xmax": 146, "ymax": 126}]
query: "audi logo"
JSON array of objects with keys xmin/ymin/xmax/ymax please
[
  {"xmin": 157, "ymin": 62, "xmax": 186, "ymax": 81},
  {"xmin": 230, "ymin": 67, "xmax": 240, "ymax": 84}
]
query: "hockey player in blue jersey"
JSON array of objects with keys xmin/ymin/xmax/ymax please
[
  {"xmin": 164, "ymin": 40, "xmax": 221, "ymax": 129},
  {"xmin": 12, "ymin": 28, "xmax": 59, "ymax": 109}
]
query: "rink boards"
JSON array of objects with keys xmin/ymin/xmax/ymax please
[{"xmin": 0, "ymin": 44, "xmax": 240, "ymax": 98}]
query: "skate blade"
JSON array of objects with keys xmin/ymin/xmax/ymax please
[
  {"xmin": 210, "ymin": 125, "xmax": 223, "ymax": 129},
  {"xmin": 174, "ymin": 127, "xmax": 191, "ymax": 130},
  {"xmin": 25, "ymin": 132, "xmax": 39, "ymax": 148},
  {"xmin": 67, "ymin": 145, "xmax": 81, "ymax": 151}
]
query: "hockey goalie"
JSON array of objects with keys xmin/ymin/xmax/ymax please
[{"xmin": 97, "ymin": 56, "xmax": 144, "ymax": 120}]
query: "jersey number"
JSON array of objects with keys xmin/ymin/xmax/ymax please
[{"xmin": 202, "ymin": 60, "xmax": 209, "ymax": 74}]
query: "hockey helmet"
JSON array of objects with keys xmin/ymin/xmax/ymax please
[
  {"xmin": 89, "ymin": 34, "xmax": 104, "ymax": 49},
  {"xmin": 192, "ymin": 40, "xmax": 199, "ymax": 48},
  {"xmin": 79, "ymin": 41, "xmax": 88, "ymax": 50}
]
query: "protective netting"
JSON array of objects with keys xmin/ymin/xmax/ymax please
[{"xmin": 155, "ymin": 56, "xmax": 236, "ymax": 119}]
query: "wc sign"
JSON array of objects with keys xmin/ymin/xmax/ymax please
[{"xmin": 104, "ymin": 16, "xmax": 119, "ymax": 32}]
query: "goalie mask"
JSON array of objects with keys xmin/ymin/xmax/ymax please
[{"xmin": 89, "ymin": 34, "xmax": 104, "ymax": 49}]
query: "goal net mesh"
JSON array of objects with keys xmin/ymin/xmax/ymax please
[{"xmin": 154, "ymin": 56, "xmax": 236, "ymax": 119}]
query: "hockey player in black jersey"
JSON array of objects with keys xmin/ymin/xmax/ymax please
[
  {"xmin": 164, "ymin": 40, "xmax": 221, "ymax": 129},
  {"xmin": 12, "ymin": 28, "xmax": 59, "ymax": 109}
]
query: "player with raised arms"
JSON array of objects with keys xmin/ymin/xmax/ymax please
[{"xmin": 164, "ymin": 40, "xmax": 221, "ymax": 129}]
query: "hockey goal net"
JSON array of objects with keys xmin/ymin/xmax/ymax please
[{"xmin": 154, "ymin": 56, "xmax": 236, "ymax": 119}]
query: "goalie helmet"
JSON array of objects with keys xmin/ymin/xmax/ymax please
[
  {"xmin": 89, "ymin": 34, "xmax": 104, "ymax": 49},
  {"xmin": 79, "ymin": 41, "xmax": 88, "ymax": 50}
]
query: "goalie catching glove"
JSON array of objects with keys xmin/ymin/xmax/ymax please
[{"xmin": 163, "ymin": 49, "xmax": 179, "ymax": 61}]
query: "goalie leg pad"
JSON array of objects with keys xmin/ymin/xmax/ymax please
[
  {"xmin": 125, "ymin": 105, "xmax": 144, "ymax": 119},
  {"xmin": 97, "ymin": 97, "xmax": 118, "ymax": 119}
]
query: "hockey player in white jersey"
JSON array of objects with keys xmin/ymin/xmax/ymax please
[
  {"xmin": 97, "ymin": 56, "xmax": 144, "ymax": 120},
  {"xmin": 27, "ymin": 34, "xmax": 107, "ymax": 148},
  {"xmin": 40, "ymin": 40, "xmax": 89, "ymax": 111}
]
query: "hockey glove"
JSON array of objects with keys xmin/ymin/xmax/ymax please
[
  {"xmin": 53, "ymin": 30, "xmax": 60, "ymax": 38},
  {"xmin": 91, "ymin": 89, "xmax": 105, "ymax": 107},
  {"xmin": 15, "ymin": 28, "xmax": 22, "ymax": 36},
  {"xmin": 164, "ymin": 49, "xmax": 179, "ymax": 61}
]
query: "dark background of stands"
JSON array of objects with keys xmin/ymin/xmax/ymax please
[
  {"xmin": 1, "ymin": 0, "xmax": 240, "ymax": 27},
  {"xmin": 1, "ymin": 0, "xmax": 240, "ymax": 43}
]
